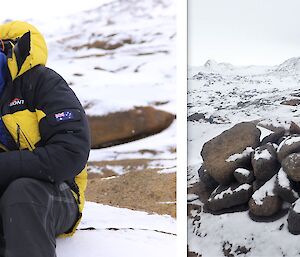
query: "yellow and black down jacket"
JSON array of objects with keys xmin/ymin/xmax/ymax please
[{"xmin": 0, "ymin": 21, "xmax": 90, "ymax": 237}]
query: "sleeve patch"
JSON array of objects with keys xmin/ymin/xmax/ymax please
[{"xmin": 47, "ymin": 109, "xmax": 81, "ymax": 126}]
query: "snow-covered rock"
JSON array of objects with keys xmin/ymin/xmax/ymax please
[
  {"xmin": 277, "ymin": 135, "xmax": 300, "ymax": 162},
  {"xmin": 275, "ymin": 168, "xmax": 299, "ymax": 203},
  {"xmin": 206, "ymin": 183, "xmax": 252, "ymax": 212},
  {"xmin": 249, "ymin": 176, "xmax": 282, "ymax": 217},
  {"xmin": 251, "ymin": 144, "xmax": 280, "ymax": 182},
  {"xmin": 201, "ymin": 122, "xmax": 260, "ymax": 185},
  {"xmin": 233, "ymin": 168, "xmax": 254, "ymax": 184}
]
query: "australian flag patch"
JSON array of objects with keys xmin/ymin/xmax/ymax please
[
  {"xmin": 55, "ymin": 111, "xmax": 74, "ymax": 122},
  {"xmin": 47, "ymin": 109, "xmax": 81, "ymax": 126}
]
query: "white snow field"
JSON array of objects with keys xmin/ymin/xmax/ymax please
[
  {"xmin": 57, "ymin": 202, "xmax": 176, "ymax": 257},
  {"xmin": 188, "ymin": 59, "xmax": 300, "ymax": 256},
  {"xmin": 2, "ymin": 0, "xmax": 177, "ymax": 256}
]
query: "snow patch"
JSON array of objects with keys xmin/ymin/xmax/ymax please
[
  {"xmin": 257, "ymin": 126, "xmax": 273, "ymax": 141},
  {"xmin": 235, "ymin": 168, "xmax": 250, "ymax": 176},
  {"xmin": 226, "ymin": 147, "xmax": 254, "ymax": 162},
  {"xmin": 252, "ymin": 175, "xmax": 276, "ymax": 205},
  {"xmin": 211, "ymin": 184, "xmax": 251, "ymax": 200},
  {"xmin": 278, "ymin": 168, "xmax": 299, "ymax": 198},
  {"xmin": 254, "ymin": 149, "xmax": 272, "ymax": 160},
  {"xmin": 293, "ymin": 199, "xmax": 300, "ymax": 213}
]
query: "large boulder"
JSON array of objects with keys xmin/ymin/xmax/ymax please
[
  {"xmin": 249, "ymin": 176, "xmax": 282, "ymax": 217},
  {"xmin": 251, "ymin": 144, "xmax": 280, "ymax": 182},
  {"xmin": 288, "ymin": 199, "xmax": 300, "ymax": 234},
  {"xmin": 88, "ymin": 107, "xmax": 175, "ymax": 148},
  {"xmin": 206, "ymin": 182, "xmax": 252, "ymax": 211},
  {"xmin": 274, "ymin": 168, "xmax": 299, "ymax": 203},
  {"xmin": 201, "ymin": 122, "xmax": 261, "ymax": 185},
  {"xmin": 282, "ymin": 153, "xmax": 300, "ymax": 182},
  {"xmin": 277, "ymin": 135, "xmax": 300, "ymax": 162}
]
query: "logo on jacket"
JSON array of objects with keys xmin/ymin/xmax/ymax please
[
  {"xmin": 55, "ymin": 111, "xmax": 74, "ymax": 121},
  {"xmin": 9, "ymin": 98, "xmax": 24, "ymax": 107}
]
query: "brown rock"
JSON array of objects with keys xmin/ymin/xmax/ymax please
[
  {"xmin": 277, "ymin": 135, "xmax": 300, "ymax": 162},
  {"xmin": 201, "ymin": 122, "xmax": 261, "ymax": 185},
  {"xmin": 281, "ymin": 99, "xmax": 300, "ymax": 106},
  {"xmin": 290, "ymin": 121, "xmax": 300, "ymax": 135},
  {"xmin": 249, "ymin": 196, "xmax": 282, "ymax": 217},
  {"xmin": 251, "ymin": 144, "xmax": 280, "ymax": 182},
  {"xmin": 282, "ymin": 153, "xmax": 300, "ymax": 181},
  {"xmin": 88, "ymin": 107, "xmax": 175, "ymax": 148}
]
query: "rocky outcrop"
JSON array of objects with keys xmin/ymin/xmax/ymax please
[
  {"xmin": 197, "ymin": 121, "xmax": 300, "ymax": 234},
  {"xmin": 88, "ymin": 107, "xmax": 175, "ymax": 148},
  {"xmin": 201, "ymin": 122, "xmax": 260, "ymax": 185}
]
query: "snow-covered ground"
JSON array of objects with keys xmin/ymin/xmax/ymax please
[
  {"xmin": 188, "ymin": 58, "xmax": 300, "ymax": 256},
  {"xmin": 57, "ymin": 202, "xmax": 176, "ymax": 257},
  {"xmin": 2, "ymin": 0, "xmax": 177, "ymax": 256}
]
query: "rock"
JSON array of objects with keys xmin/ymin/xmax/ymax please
[
  {"xmin": 249, "ymin": 196, "xmax": 282, "ymax": 217},
  {"xmin": 88, "ymin": 107, "xmax": 175, "ymax": 148},
  {"xmin": 251, "ymin": 144, "xmax": 280, "ymax": 182},
  {"xmin": 277, "ymin": 135, "xmax": 300, "ymax": 162},
  {"xmin": 282, "ymin": 153, "xmax": 300, "ymax": 181},
  {"xmin": 201, "ymin": 122, "xmax": 261, "ymax": 185},
  {"xmin": 206, "ymin": 182, "xmax": 252, "ymax": 211},
  {"xmin": 198, "ymin": 166, "xmax": 218, "ymax": 190},
  {"xmin": 261, "ymin": 128, "xmax": 285, "ymax": 145},
  {"xmin": 275, "ymin": 169, "xmax": 299, "ymax": 203},
  {"xmin": 281, "ymin": 99, "xmax": 300, "ymax": 106},
  {"xmin": 288, "ymin": 199, "xmax": 300, "ymax": 234},
  {"xmin": 290, "ymin": 122, "xmax": 300, "ymax": 135},
  {"xmin": 233, "ymin": 168, "xmax": 254, "ymax": 184},
  {"xmin": 187, "ymin": 113, "xmax": 205, "ymax": 122},
  {"xmin": 249, "ymin": 176, "xmax": 282, "ymax": 217}
]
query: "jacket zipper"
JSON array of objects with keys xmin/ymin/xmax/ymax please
[{"xmin": 16, "ymin": 123, "xmax": 34, "ymax": 151}]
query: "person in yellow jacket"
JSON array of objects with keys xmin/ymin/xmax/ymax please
[{"xmin": 0, "ymin": 21, "xmax": 90, "ymax": 257}]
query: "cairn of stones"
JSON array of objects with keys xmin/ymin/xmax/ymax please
[{"xmin": 199, "ymin": 122, "xmax": 300, "ymax": 234}]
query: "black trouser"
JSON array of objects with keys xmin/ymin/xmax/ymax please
[{"xmin": 0, "ymin": 177, "xmax": 79, "ymax": 257}]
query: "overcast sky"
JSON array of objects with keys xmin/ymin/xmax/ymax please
[{"xmin": 189, "ymin": 0, "xmax": 300, "ymax": 66}]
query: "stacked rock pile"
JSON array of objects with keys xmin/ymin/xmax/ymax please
[{"xmin": 199, "ymin": 122, "xmax": 300, "ymax": 234}]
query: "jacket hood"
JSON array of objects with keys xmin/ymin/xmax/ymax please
[{"xmin": 0, "ymin": 21, "xmax": 48, "ymax": 81}]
